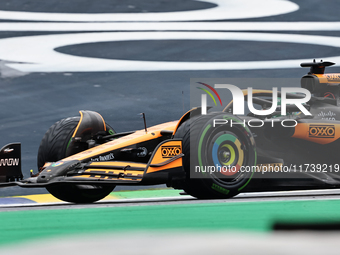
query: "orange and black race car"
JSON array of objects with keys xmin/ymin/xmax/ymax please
[{"xmin": 1, "ymin": 60, "xmax": 340, "ymax": 203}]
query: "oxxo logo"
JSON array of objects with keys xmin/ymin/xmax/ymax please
[
  {"xmin": 309, "ymin": 125, "xmax": 335, "ymax": 138},
  {"xmin": 161, "ymin": 146, "xmax": 181, "ymax": 158},
  {"xmin": 200, "ymin": 84, "xmax": 312, "ymax": 116}
]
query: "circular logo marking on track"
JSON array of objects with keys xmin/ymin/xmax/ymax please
[
  {"xmin": 0, "ymin": 0, "xmax": 298, "ymax": 21},
  {"xmin": 1, "ymin": 32, "xmax": 340, "ymax": 72}
]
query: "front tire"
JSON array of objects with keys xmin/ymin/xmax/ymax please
[
  {"xmin": 38, "ymin": 116, "xmax": 116, "ymax": 203},
  {"xmin": 46, "ymin": 184, "xmax": 114, "ymax": 203}
]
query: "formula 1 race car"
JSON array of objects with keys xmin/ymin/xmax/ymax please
[{"xmin": 1, "ymin": 60, "xmax": 340, "ymax": 203}]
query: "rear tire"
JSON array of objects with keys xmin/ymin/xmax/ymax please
[
  {"xmin": 38, "ymin": 116, "xmax": 116, "ymax": 203},
  {"xmin": 174, "ymin": 112, "xmax": 257, "ymax": 199}
]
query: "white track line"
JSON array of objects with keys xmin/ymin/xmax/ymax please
[
  {"xmin": 0, "ymin": 22, "xmax": 338, "ymax": 32},
  {"xmin": 0, "ymin": 0, "xmax": 298, "ymax": 22},
  {"xmin": 1, "ymin": 32, "xmax": 340, "ymax": 72}
]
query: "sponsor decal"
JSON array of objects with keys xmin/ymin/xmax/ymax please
[
  {"xmin": 0, "ymin": 158, "xmax": 19, "ymax": 167},
  {"xmin": 91, "ymin": 152, "xmax": 115, "ymax": 162},
  {"xmin": 52, "ymin": 161, "xmax": 63, "ymax": 167},
  {"xmin": 137, "ymin": 147, "xmax": 148, "ymax": 157},
  {"xmin": 309, "ymin": 125, "xmax": 335, "ymax": 138},
  {"xmin": 325, "ymin": 74, "xmax": 340, "ymax": 82},
  {"xmin": 211, "ymin": 183, "xmax": 229, "ymax": 195},
  {"xmin": 318, "ymin": 110, "xmax": 336, "ymax": 120},
  {"xmin": 161, "ymin": 146, "xmax": 181, "ymax": 158}
]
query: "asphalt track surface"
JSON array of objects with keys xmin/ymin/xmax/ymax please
[
  {"xmin": 0, "ymin": 0, "xmax": 340, "ymax": 196},
  {"xmin": 1, "ymin": 189, "xmax": 340, "ymax": 212}
]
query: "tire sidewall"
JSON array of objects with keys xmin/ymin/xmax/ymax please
[
  {"xmin": 38, "ymin": 116, "xmax": 116, "ymax": 203},
  {"xmin": 190, "ymin": 113, "xmax": 257, "ymax": 197}
]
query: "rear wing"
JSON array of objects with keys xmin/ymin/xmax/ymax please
[
  {"xmin": 300, "ymin": 60, "xmax": 339, "ymax": 98},
  {"xmin": 0, "ymin": 143, "xmax": 23, "ymax": 182}
]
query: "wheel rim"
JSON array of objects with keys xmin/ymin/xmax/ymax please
[
  {"xmin": 198, "ymin": 125, "xmax": 251, "ymax": 186},
  {"xmin": 209, "ymin": 132, "xmax": 245, "ymax": 177}
]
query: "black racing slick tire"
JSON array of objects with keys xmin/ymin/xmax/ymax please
[
  {"xmin": 38, "ymin": 117, "xmax": 79, "ymax": 170},
  {"xmin": 37, "ymin": 116, "xmax": 115, "ymax": 169},
  {"xmin": 38, "ymin": 116, "xmax": 115, "ymax": 203},
  {"xmin": 174, "ymin": 112, "xmax": 257, "ymax": 199},
  {"xmin": 46, "ymin": 183, "xmax": 114, "ymax": 204}
]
